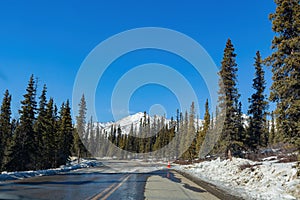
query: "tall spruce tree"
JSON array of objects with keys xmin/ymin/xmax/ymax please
[
  {"xmin": 247, "ymin": 51, "xmax": 268, "ymax": 150},
  {"xmin": 217, "ymin": 39, "xmax": 241, "ymax": 152},
  {"xmin": 265, "ymin": 0, "xmax": 300, "ymax": 146},
  {"xmin": 184, "ymin": 102, "xmax": 196, "ymax": 161},
  {"xmin": 181, "ymin": 111, "xmax": 189, "ymax": 159},
  {"xmin": 269, "ymin": 111, "xmax": 276, "ymax": 144},
  {"xmin": 5, "ymin": 75, "xmax": 37, "ymax": 171},
  {"xmin": 56, "ymin": 100, "xmax": 73, "ymax": 166},
  {"xmin": 203, "ymin": 99, "xmax": 211, "ymax": 135},
  {"xmin": 0, "ymin": 90, "xmax": 12, "ymax": 169},
  {"xmin": 34, "ymin": 84, "xmax": 48, "ymax": 168},
  {"xmin": 196, "ymin": 99, "xmax": 210, "ymax": 155},
  {"xmin": 75, "ymin": 94, "xmax": 88, "ymax": 161},
  {"xmin": 44, "ymin": 98, "xmax": 57, "ymax": 168},
  {"xmin": 88, "ymin": 116, "xmax": 96, "ymax": 155}
]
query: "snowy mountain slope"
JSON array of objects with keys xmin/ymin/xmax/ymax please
[
  {"xmin": 85, "ymin": 112, "xmax": 260, "ymax": 138},
  {"xmin": 102, "ymin": 112, "xmax": 204, "ymax": 135},
  {"xmin": 90, "ymin": 112, "xmax": 174, "ymax": 135},
  {"xmin": 100, "ymin": 112, "xmax": 166, "ymax": 134},
  {"xmin": 107, "ymin": 112, "xmax": 149, "ymax": 133}
]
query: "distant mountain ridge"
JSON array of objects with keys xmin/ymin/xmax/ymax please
[
  {"xmin": 97, "ymin": 112, "xmax": 170, "ymax": 134},
  {"xmin": 86, "ymin": 112, "xmax": 251, "ymax": 136}
]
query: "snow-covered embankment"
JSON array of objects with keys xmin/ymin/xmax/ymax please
[
  {"xmin": 0, "ymin": 159, "xmax": 102, "ymax": 181},
  {"xmin": 174, "ymin": 157, "xmax": 299, "ymax": 200}
]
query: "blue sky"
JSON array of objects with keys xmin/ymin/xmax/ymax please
[{"xmin": 0, "ymin": 1, "xmax": 276, "ymax": 122}]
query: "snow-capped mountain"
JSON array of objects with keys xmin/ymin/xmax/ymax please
[
  {"xmin": 101, "ymin": 112, "xmax": 147, "ymax": 134},
  {"xmin": 93, "ymin": 112, "xmax": 171, "ymax": 135},
  {"xmin": 87, "ymin": 112, "xmax": 205, "ymax": 135},
  {"xmin": 86, "ymin": 111, "xmax": 254, "ymax": 136}
]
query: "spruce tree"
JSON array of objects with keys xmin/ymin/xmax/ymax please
[
  {"xmin": 217, "ymin": 39, "xmax": 241, "ymax": 152},
  {"xmin": 168, "ymin": 120, "xmax": 176, "ymax": 159},
  {"xmin": 236, "ymin": 101, "xmax": 244, "ymax": 143},
  {"xmin": 56, "ymin": 100, "xmax": 73, "ymax": 166},
  {"xmin": 94, "ymin": 123, "xmax": 102, "ymax": 157},
  {"xmin": 88, "ymin": 116, "xmax": 96, "ymax": 155},
  {"xmin": 5, "ymin": 75, "xmax": 37, "ymax": 171},
  {"xmin": 34, "ymin": 84, "xmax": 48, "ymax": 168},
  {"xmin": 265, "ymin": 0, "xmax": 300, "ymax": 146},
  {"xmin": 107, "ymin": 125, "xmax": 117, "ymax": 157},
  {"xmin": 0, "ymin": 90, "xmax": 12, "ymax": 169},
  {"xmin": 180, "ymin": 111, "xmax": 189, "ymax": 160},
  {"xmin": 196, "ymin": 99, "xmax": 210, "ymax": 155},
  {"xmin": 116, "ymin": 125, "xmax": 123, "ymax": 157},
  {"xmin": 248, "ymin": 51, "xmax": 268, "ymax": 150},
  {"xmin": 127, "ymin": 123, "xmax": 134, "ymax": 153},
  {"xmin": 203, "ymin": 99, "xmax": 211, "ymax": 136},
  {"xmin": 269, "ymin": 111, "xmax": 276, "ymax": 144},
  {"xmin": 184, "ymin": 102, "xmax": 196, "ymax": 161},
  {"xmin": 44, "ymin": 98, "xmax": 57, "ymax": 168},
  {"xmin": 262, "ymin": 113, "xmax": 269, "ymax": 146},
  {"xmin": 75, "ymin": 94, "xmax": 88, "ymax": 161}
]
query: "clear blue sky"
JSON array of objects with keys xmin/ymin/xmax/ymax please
[{"xmin": 0, "ymin": 0, "xmax": 276, "ymax": 122}]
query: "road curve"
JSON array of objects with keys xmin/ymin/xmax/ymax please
[{"xmin": 0, "ymin": 160, "xmax": 240, "ymax": 200}]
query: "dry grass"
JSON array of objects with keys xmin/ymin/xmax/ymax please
[
  {"xmin": 239, "ymin": 163, "xmax": 262, "ymax": 171},
  {"xmin": 277, "ymin": 154, "xmax": 298, "ymax": 163}
]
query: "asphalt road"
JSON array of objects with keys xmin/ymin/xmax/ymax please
[{"xmin": 0, "ymin": 160, "xmax": 233, "ymax": 200}]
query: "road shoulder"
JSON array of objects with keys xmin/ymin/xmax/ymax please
[
  {"xmin": 144, "ymin": 170, "xmax": 220, "ymax": 200},
  {"xmin": 175, "ymin": 170, "xmax": 243, "ymax": 200}
]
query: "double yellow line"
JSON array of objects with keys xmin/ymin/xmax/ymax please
[{"xmin": 88, "ymin": 174, "xmax": 131, "ymax": 200}]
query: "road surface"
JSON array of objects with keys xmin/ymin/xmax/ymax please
[{"xmin": 0, "ymin": 160, "xmax": 236, "ymax": 200}]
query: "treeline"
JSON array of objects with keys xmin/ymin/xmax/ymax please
[
  {"xmin": 215, "ymin": 0, "xmax": 299, "ymax": 155},
  {"xmin": 75, "ymin": 97, "xmax": 211, "ymax": 160},
  {"xmin": 0, "ymin": 75, "xmax": 75, "ymax": 172}
]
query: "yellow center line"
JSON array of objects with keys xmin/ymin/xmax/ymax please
[
  {"xmin": 101, "ymin": 174, "xmax": 131, "ymax": 200},
  {"xmin": 90, "ymin": 183, "xmax": 117, "ymax": 200},
  {"xmin": 87, "ymin": 174, "xmax": 131, "ymax": 200}
]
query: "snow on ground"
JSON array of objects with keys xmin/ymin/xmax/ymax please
[
  {"xmin": 0, "ymin": 159, "xmax": 102, "ymax": 181},
  {"xmin": 116, "ymin": 165, "xmax": 165, "ymax": 173},
  {"xmin": 174, "ymin": 157, "xmax": 300, "ymax": 200}
]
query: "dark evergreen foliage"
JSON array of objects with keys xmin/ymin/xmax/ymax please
[
  {"xmin": 74, "ymin": 94, "xmax": 90, "ymax": 161},
  {"xmin": 4, "ymin": 75, "xmax": 37, "ymax": 171},
  {"xmin": 34, "ymin": 84, "xmax": 48, "ymax": 169},
  {"xmin": 196, "ymin": 99, "xmax": 210, "ymax": 157},
  {"xmin": 56, "ymin": 101, "xmax": 73, "ymax": 166},
  {"xmin": 217, "ymin": 39, "xmax": 243, "ymax": 152},
  {"xmin": 1, "ymin": 75, "xmax": 74, "ymax": 172},
  {"xmin": 0, "ymin": 90, "xmax": 12, "ymax": 170},
  {"xmin": 247, "ymin": 51, "xmax": 268, "ymax": 150},
  {"xmin": 265, "ymin": 0, "xmax": 300, "ymax": 146}
]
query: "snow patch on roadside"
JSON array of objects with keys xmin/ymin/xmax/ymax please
[
  {"xmin": 121, "ymin": 166, "xmax": 165, "ymax": 173},
  {"xmin": 174, "ymin": 157, "xmax": 300, "ymax": 200},
  {"xmin": 0, "ymin": 159, "xmax": 102, "ymax": 181}
]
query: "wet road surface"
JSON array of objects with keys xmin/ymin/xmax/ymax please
[{"xmin": 0, "ymin": 160, "xmax": 225, "ymax": 200}]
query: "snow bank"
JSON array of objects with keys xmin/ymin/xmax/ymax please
[
  {"xmin": 174, "ymin": 157, "xmax": 300, "ymax": 200},
  {"xmin": 0, "ymin": 159, "xmax": 102, "ymax": 181}
]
